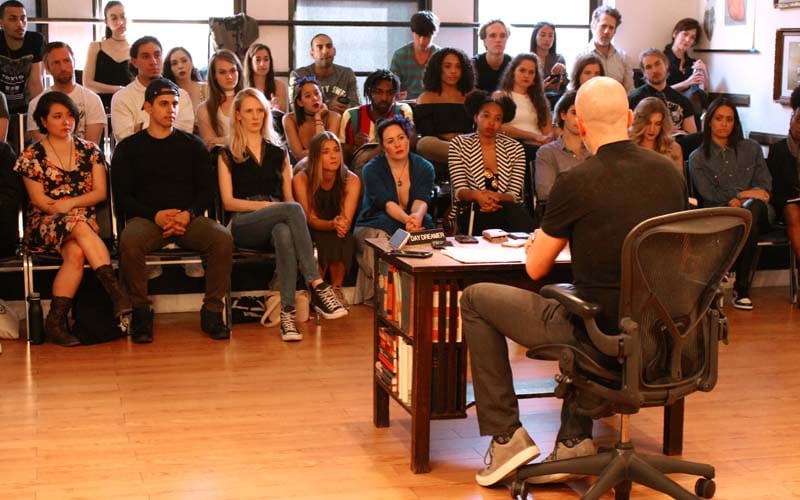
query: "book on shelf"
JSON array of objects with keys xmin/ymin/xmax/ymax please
[{"xmin": 431, "ymin": 285, "xmax": 463, "ymax": 343}]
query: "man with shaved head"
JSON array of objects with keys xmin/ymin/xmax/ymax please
[{"xmin": 462, "ymin": 77, "xmax": 688, "ymax": 487}]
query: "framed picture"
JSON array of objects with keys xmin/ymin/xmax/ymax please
[
  {"xmin": 775, "ymin": 29, "xmax": 800, "ymax": 104},
  {"xmin": 775, "ymin": 0, "xmax": 800, "ymax": 8},
  {"xmin": 695, "ymin": 0, "xmax": 757, "ymax": 52}
]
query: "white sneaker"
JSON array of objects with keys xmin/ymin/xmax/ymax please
[
  {"xmin": 280, "ymin": 306, "xmax": 303, "ymax": 342},
  {"xmin": 526, "ymin": 437, "xmax": 596, "ymax": 484},
  {"xmin": 184, "ymin": 262, "xmax": 205, "ymax": 278},
  {"xmin": 147, "ymin": 264, "xmax": 163, "ymax": 280}
]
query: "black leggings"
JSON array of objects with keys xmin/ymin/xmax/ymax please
[{"xmin": 734, "ymin": 198, "xmax": 771, "ymax": 297}]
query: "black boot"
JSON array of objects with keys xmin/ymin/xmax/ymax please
[
  {"xmin": 94, "ymin": 264, "xmax": 132, "ymax": 318},
  {"xmin": 200, "ymin": 306, "xmax": 230, "ymax": 340},
  {"xmin": 45, "ymin": 296, "xmax": 80, "ymax": 347},
  {"xmin": 131, "ymin": 306, "xmax": 154, "ymax": 344}
]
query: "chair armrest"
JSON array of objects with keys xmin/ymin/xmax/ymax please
[
  {"xmin": 539, "ymin": 284, "xmax": 600, "ymax": 319},
  {"xmin": 540, "ymin": 283, "xmax": 630, "ymax": 358}
]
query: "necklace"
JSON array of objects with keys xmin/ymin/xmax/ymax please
[
  {"xmin": 46, "ymin": 136, "xmax": 74, "ymax": 170},
  {"xmin": 391, "ymin": 161, "xmax": 408, "ymax": 187}
]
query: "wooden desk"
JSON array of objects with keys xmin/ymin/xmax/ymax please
[{"xmin": 367, "ymin": 237, "xmax": 684, "ymax": 474}]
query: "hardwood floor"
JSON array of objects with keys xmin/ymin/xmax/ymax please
[{"xmin": 0, "ymin": 287, "xmax": 798, "ymax": 499}]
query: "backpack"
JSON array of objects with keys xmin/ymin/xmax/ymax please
[{"xmin": 71, "ymin": 273, "xmax": 124, "ymax": 345}]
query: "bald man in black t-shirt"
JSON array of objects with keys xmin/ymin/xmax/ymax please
[{"xmin": 463, "ymin": 77, "xmax": 688, "ymax": 488}]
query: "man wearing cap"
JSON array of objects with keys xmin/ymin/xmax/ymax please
[
  {"xmin": 110, "ymin": 35, "xmax": 194, "ymax": 142},
  {"xmin": 111, "ymin": 78, "xmax": 233, "ymax": 343}
]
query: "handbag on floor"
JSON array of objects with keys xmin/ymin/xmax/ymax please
[
  {"xmin": 260, "ymin": 290, "xmax": 310, "ymax": 327},
  {"xmin": 230, "ymin": 295, "xmax": 267, "ymax": 323}
]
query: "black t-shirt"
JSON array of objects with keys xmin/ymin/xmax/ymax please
[
  {"xmin": 111, "ymin": 129, "xmax": 211, "ymax": 222},
  {"xmin": 542, "ymin": 140, "xmax": 688, "ymax": 332},
  {"xmin": 220, "ymin": 140, "xmax": 285, "ymax": 202},
  {"xmin": 628, "ymin": 84, "xmax": 694, "ymax": 132},
  {"xmin": 472, "ymin": 53, "xmax": 511, "ymax": 92},
  {"xmin": 0, "ymin": 31, "xmax": 44, "ymax": 113}
]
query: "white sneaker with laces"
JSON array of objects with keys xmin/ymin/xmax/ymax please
[{"xmin": 280, "ymin": 306, "xmax": 303, "ymax": 342}]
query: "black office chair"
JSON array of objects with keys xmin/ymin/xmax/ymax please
[{"xmin": 509, "ymin": 207, "xmax": 751, "ymax": 500}]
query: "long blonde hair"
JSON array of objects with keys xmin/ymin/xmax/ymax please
[
  {"xmin": 228, "ymin": 88, "xmax": 280, "ymax": 162},
  {"xmin": 629, "ymin": 97, "xmax": 676, "ymax": 156},
  {"xmin": 306, "ymin": 131, "xmax": 348, "ymax": 215}
]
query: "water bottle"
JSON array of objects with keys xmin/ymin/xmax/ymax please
[
  {"xmin": 693, "ymin": 67, "xmax": 705, "ymax": 92},
  {"xmin": 27, "ymin": 293, "xmax": 44, "ymax": 345}
]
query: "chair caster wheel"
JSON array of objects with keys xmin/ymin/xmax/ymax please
[
  {"xmin": 510, "ymin": 479, "xmax": 529, "ymax": 499},
  {"xmin": 695, "ymin": 478, "xmax": 715, "ymax": 498}
]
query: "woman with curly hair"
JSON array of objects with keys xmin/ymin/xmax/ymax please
[
  {"xmin": 413, "ymin": 47, "xmax": 475, "ymax": 166},
  {"xmin": 196, "ymin": 49, "xmax": 244, "ymax": 149},
  {"xmin": 448, "ymin": 89, "xmax": 533, "ymax": 235},
  {"xmin": 243, "ymin": 42, "xmax": 288, "ymax": 113},
  {"xmin": 568, "ymin": 54, "xmax": 605, "ymax": 91},
  {"xmin": 494, "ymin": 53, "xmax": 554, "ymax": 151},
  {"xmin": 629, "ymin": 97, "xmax": 683, "ymax": 171}
]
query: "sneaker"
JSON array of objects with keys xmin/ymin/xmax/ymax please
[
  {"xmin": 475, "ymin": 427, "xmax": 540, "ymax": 487},
  {"xmin": 200, "ymin": 306, "xmax": 230, "ymax": 340},
  {"xmin": 733, "ymin": 296, "xmax": 753, "ymax": 310},
  {"xmin": 147, "ymin": 264, "xmax": 163, "ymax": 280},
  {"xmin": 526, "ymin": 437, "xmax": 596, "ymax": 484},
  {"xmin": 280, "ymin": 306, "xmax": 303, "ymax": 342},
  {"xmin": 333, "ymin": 286, "xmax": 349, "ymax": 310},
  {"xmin": 311, "ymin": 282, "xmax": 348, "ymax": 320},
  {"xmin": 184, "ymin": 262, "xmax": 205, "ymax": 278}
]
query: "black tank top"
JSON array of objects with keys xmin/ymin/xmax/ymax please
[{"xmin": 95, "ymin": 48, "xmax": 131, "ymax": 108}]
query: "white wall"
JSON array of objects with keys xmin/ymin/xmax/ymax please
[{"xmin": 612, "ymin": 0, "xmax": 798, "ymax": 136}]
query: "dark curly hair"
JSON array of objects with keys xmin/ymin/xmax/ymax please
[
  {"xmin": 497, "ymin": 53, "xmax": 550, "ymax": 131},
  {"xmin": 701, "ymin": 97, "xmax": 743, "ymax": 159},
  {"xmin": 376, "ymin": 116, "xmax": 413, "ymax": 144},
  {"xmin": 464, "ymin": 89, "xmax": 516, "ymax": 124},
  {"xmin": 364, "ymin": 69, "xmax": 400, "ymax": 104},
  {"xmin": 553, "ymin": 90, "xmax": 577, "ymax": 129},
  {"xmin": 422, "ymin": 47, "xmax": 475, "ymax": 95},
  {"xmin": 410, "ymin": 10, "xmax": 439, "ymax": 37},
  {"xmin": 33, "ymin": 91, "xmax": 79, "ymax": 135}
]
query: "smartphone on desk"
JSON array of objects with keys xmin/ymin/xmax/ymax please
[
  {"xmin": 454, "ymin": 235, "xmax": 479, "ymax": 244},
  {"xmin": 387, "ymin": 249, "xmax": 433, "ymax": 258}
]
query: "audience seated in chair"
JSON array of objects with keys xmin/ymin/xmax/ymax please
[
  {"xmin": 0, "ymin": 0, "xmax": 44, "ymax": 114},
  {"xmin": 629, "ymin": 48, "xmax": 700, "ymax": 159},
  {"xmin": 472, "ymin": 19, "xmax": 511, "ymax": 93},
  {"xmin": 629, "ymin": 96, "xmax": 683, "ymax": 171},
  {"xmin": 292, "ymin": 131, "xmax": 361, "ymax": 309},
  {"xmin": 414, "ymin": 47, "xmax": 475, "ymax": 167},
  {"xmin": 243, "ymin": 42, "xmax": 288, "ymax": 114},
  {"xmin": 196, "ymin": 49, "xmax": 243, "ymax": 150},
  {"xmin": 110, "ymin": 36, "xmax": 194, "ymax": 142},
  {"xmin": 664, "ymin": 17, "xmax": 709, "ymax": 115},
  {"xmin": 767, "ymin": 85, "xmax": 800, "ymax": 265},
  {"xmin": 288, "ymin": 34, "xmax": 359, "ymax": 115},
  {"xmin": 339, "ymin": 69, "xmax": 414, "ymax": 174},
  {"xmin": 689, "ymin": 97, "xmax": 773, "ymax": 310},
  {"xmin": 353, "ymin": 117, "xmax": 434, "ymax": 305},
  {"xmin": 217, "ymin": 88, "xmax": 347, "ymax": 342},
  {"xmin": 576, "ymin": 6, "xmax": 633, "ymax": 93},
  {"xmin": 283, "ymin": 77, "xmax": 340, "ymax": 171},
  {"xmin": 568, "ymin": 54, "xmax": 604, "ymax": 92},
  {"xmin": 390, "ymin": 10, "xmax": 440, "ymax": 101},
  {"xmin": 535, "ymin": 90, "xmax": 588, "ymax": 210},
  {"xmin": 163, "ymin": 46, "xmax": 207, "ymax": 112},
  {"xmin": 447, "ymin": 89, "xmax": 534, "ymax": 235},
  {"xmin": 82, "ymin": 1, "xmax": 131, "ymax": 109},
  {"xmin": 530, "ymin": 22, "xmax": 568, "ymax": 105},
  {"xmin": 15, "ymin": 91, "xmax": 131, "ymax": 347},
  {"xmin": 111, "ymin": 78, "xmax": 233, "ymax": 343},
  {"xmin": 461, "ymin": 77, "xmax": 687, "ymax": 488},
  {"xmin": 27, "ymin": 42, "xmax": 105, "ymax": 145}
]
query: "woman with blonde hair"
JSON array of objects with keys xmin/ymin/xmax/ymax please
[
  {"xmin": 217, "ymin": 88, "xmax": 346, "ymax": 341},
  {"xmin": 629, "ymin": 97, "xmax": 683, "ymax": 171},
  {"xmin": 197, "ymin": 49, "xmax": 244, "ymax": 149},
  {"xmin": 292, "ymin": 131, "xmax": 361, "ymax": 304}
]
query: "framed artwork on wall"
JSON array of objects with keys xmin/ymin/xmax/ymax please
[
  {"xmin": 775, "ymin": 0, "xmax": 800, "ymax": 9},
  {"xmin": 695, "ymin": 0, "xmax": 758, "ymax": 52},
  {"xmin": 774, "ymin": 28, "xmax": 800, "ymax": 104}
]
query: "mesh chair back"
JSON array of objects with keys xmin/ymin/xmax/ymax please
[{"xmin": 619, "ymin": 208, "xmax": 751, "ymax": 402}]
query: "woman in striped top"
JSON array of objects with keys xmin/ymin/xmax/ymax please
[{"xmin": 447, "ymin": 90, "xmax": 535, "ymax": 235}]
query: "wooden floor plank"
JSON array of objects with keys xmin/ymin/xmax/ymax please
[{"xmin": 0, "ymin": 287, "xmax": 796, "ymax": 499}]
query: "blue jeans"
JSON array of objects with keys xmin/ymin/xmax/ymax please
[{"xmin": 230, "ymin": 201, "xmax": 320, "ymax": 308}]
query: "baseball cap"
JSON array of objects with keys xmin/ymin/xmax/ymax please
[{"xmin": 142, "ymin": 78, "xmax": 180, "ymax": 109}]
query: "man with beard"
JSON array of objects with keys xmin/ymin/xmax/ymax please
[
  {"xmin": 628, "ymin": 48, "xmax": 700, "ymax": 157},
  {"xmin": 289, "ymin": 34, "xmax": 359, "ymax": 115},
  {"xmin": 577, "ymin": 6, "xmax": 633, "ymax": 92},
  {"xmin": 472, "ymin": 19, "xmax": 511, "ymax": 93},
  {"xmin": 0, "ymin": 0, "xmax": 43, "ymax": 114},
  {"xmin": 110, "ymin": 36, "xmax": 194, "ymax": 142},
  {"xmin": 338, "ymin": 69, "xmax": 414, "ymax": 168},
  {"xmin": 26, "ymin": 42, "xmax": 105, "ymax": 145}
]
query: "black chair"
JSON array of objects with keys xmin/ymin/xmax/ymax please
[{"xmin": 509, "ymin": 207, "xmax": 751, "ymax": 500}]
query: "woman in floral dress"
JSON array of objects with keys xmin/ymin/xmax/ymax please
[{"xmin": 14, "ymin": 91, "xmax": 130, "ymax": 346}]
